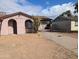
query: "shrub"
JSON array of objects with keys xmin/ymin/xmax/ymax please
[{"xmin": 32, "ymin": 16, "xmax": 40, "ymax": 32}]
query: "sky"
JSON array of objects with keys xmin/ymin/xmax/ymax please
[{"xmin": 0, "ymin": 0, "xmax": 77, "ymax": 19}]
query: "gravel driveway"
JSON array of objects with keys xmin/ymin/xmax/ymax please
[{"xmin": 40, "ymin": 32, "xmax": 78, "ymax": 54}]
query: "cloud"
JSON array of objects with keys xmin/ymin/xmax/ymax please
[
  {"xmin": 0, "ymin": 0, "xmax": 43, "ymax": 15},
  {"xmin": 0, "ymin": 0, "xmax": 22, "ymax": 12},
  {"xmin": 41, "ymin": 2, "xmax": 75, "ymax": 19},
  {"xmin": 16, "ymin": 0, "xmax": 32, "ymax": 6},
  {"xmin": 0, "ymin": 0, "xmax": 75, "ymax": 19}
]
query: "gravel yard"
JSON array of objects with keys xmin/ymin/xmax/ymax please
[{"xmin": 0, "ymin": 33, "xmax": 77, "ymax": 59}]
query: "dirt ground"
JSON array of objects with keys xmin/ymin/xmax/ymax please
[
  {"xmin": 57, "ymin": 32, "xmax": 78, "ymax": 39},
  {"xmin": 41, "ymin": 32, "xmax": 78, "ymax": 54},
  {"xmin": 0, "ymin": 33, "xmax": 77, "ymax": 59}
]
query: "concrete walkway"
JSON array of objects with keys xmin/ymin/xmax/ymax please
[{"xmin": 40, "ymin": 32, "xmax": 78, "ymax": 54}]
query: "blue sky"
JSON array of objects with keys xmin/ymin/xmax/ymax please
[
  {"xmin": 17, "ymin": 0, "xmax": 77, "ymax": 8},
  {"xmin": 0, "ymin": 0, "xmax": 77, "ymax": 19},
  {"xmin": 28, "ymin": 0, "xmax": 77, "ymax": 8}
]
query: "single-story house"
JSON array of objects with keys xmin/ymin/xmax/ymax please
[
  {"xmin": 50, "ymin": 16, "xmax": 78, "ymax": 32},
  {"xmin": 46, "ymin": 11, "xmax": 78, "ymax": 32},
  {"xmin": 0, "ymin": 12, "xmax": 36, "ymax": 35}
]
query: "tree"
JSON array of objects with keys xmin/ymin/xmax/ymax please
[
  {"xmin": 32, "ymin": 16, "xmax": 40, "ymax": 32},
  {"xmin": 55, "ymin": 10, "xmax": 72, "ymax": 20},
  {"xmin": 63, "ymin": 10, "xmax": 72, "ymax": 17},
  {"xmin": 74, "ymin": 3, "xmax": 78, "ymax": 13}
]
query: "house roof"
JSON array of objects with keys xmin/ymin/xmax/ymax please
[
  {"xmin": 33, "ymin": 16, "xmax": 52, "ymax": 21},
  {"xmin": 0, "ymin": 12, "xmax": 52, "ymax": 22},
  {"xmin": 33, "ymin": 16, "xmax": 48, "ymax": 18},
  {"xmin": 0, "ymin": 12, "xmax": 32, "ymax": 21}
]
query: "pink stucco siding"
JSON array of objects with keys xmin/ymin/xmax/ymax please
[{"xmin": 1, "ymin": 15, "xmax": 34, "ymax": 35}]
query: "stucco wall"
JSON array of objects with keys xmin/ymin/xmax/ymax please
[
  {"xmin": 71, "ymin": 21, "xmax": 78, "ymax": 31},
  {"xmin": 1, "ymin": 15, "xmax": 33, "ymax": 35}
]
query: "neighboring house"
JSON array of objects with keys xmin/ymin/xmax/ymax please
[
  {"xmin": 71, "ymin": 16, "xmax": 78, "ymax": 31},
  {"xmin": 38, "ymin": 16, "xmax": 52, "ymax": 31},
  {"xmin": 0, "ymin": 12, "xmax": 36, "ymax": 35},
  {"xmin": 34, "ymin": 16, "xmax": 52, "ymax": 31},
  {"xmin": 48, "ymin": 11, "xmax": 78, "ymax": 32},
  {"xmin": 34, "ymin": 16, "xmax": 52, "ymax": 24}
]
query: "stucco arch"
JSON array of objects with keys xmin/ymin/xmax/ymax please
[
  {"xmin": 25, "ymin": 20, "xmax": 33, "ymax": 33},
  {"xmin": 8, "ymin": 19, "xmax": 17, "ymax": 34}
]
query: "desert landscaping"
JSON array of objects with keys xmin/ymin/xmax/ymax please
[
  {"xmin": 0, "ymin": 32, "xmax": 77, "ymax": 59},
  {"xmin": 0, "ymin": 0, "xmax": 78, "ymax": 59}
]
